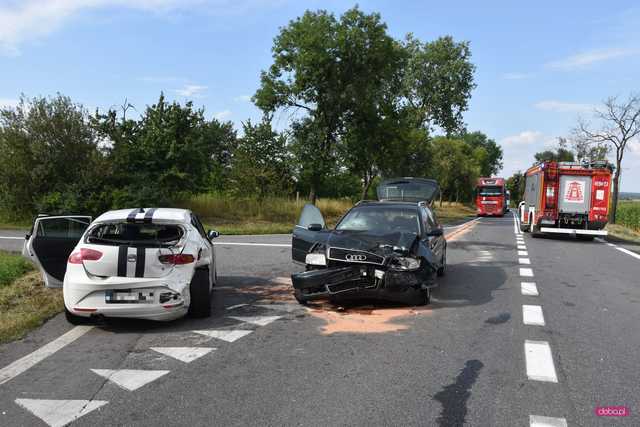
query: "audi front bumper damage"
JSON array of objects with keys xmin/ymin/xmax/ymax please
[{"xmin": 291, "ymin": 263, "xmax": 435, "ymax": 302}]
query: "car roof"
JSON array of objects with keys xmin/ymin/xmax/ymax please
[
  {"xmin": 354, "ymin": 201, "xmax": 423, "ymax": 209},
  {"xmin": 94, "ymin": 208, "xmax": 192, "ymax": 224}
]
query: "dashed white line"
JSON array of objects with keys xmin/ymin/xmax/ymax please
[
  {"xmin": 520, "ymin": 268, "xmax": 534, "ymax": 277},
  {"xmin": 521, "ymin": 282, "xmax": 539, "ymax": 296},
  {"xmin": 524, "ymin": 340, "xmax": 558, "ymax": 382},
  {"xmin": 529, "ymin": 415, "xmax": 568, "ymax": 427},
  {"xmin": 0, "ymin": 326, "xmax": 93, "ymax": 385},
  {"xmin": 518, "ymin": 250, "xmax": 528, "ymax": 256},
  {"xmin": 522, "ymin": 305, "xmax": 545, "ymax": 326},
  {"xmin": 519, "ymin": 258, "xmax": 531, "ymax": 265},
  {"xmin": 0, "ymin": 236, "xmax": 23, "ymax": 240},
  {"xmin": 517, "ymin": 245, "xmax": 527, "ymax": 250}
]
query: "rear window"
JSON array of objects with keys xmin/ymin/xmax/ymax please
[
  {"xmin": 477, "ymin": 186, "xmax": 503, "ymax": 196},
  {"xmin": 86, "ymin": 222, "xmax": 184, "ymax": 247}
]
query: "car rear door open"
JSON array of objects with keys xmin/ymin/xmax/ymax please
[{"xmin": 23, "ymin": 216, "xmax": 92, "ymax": 288}]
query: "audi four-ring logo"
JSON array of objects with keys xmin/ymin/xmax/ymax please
[{"xmin": 345, "ymin": 254, "xmax": 367, "ymax": 262}]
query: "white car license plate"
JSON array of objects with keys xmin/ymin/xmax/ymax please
[{"xmin": 105, "ymin": 290, "xmax": 154, "ymax": 304}]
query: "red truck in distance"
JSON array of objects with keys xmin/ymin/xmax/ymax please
[
  {"xmin": 518, "ymin": 160, "xmax": 613, "ymax": 239},
  {"xmin": 476, "ymin": 177, "xmax": 508, "ymax": 217}
]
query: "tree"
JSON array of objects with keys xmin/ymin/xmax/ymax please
[
  {"xmin": 0, "ymin": 94, "xmax": 103, "ymax": 217},
  {"xmin": 228, "ymin": 119, "xmax": 292, "ymax": 199},
  {"xmin": 459, "ymin": 131, "xmax": 503, "ymax": 176},
  {"xmin": 534, "ymin": 139, "xmax": 575, "ymax": 162},
  {"xmin": 574, "ymin": 94, "xmax": 640, "ymax": 223},
  {"xmin": 506, "ymin": 171, "xmax": 525, "ymax": 205},
  {"xmin": 431, "ymin": 137, "xmax": 481, "ymax": 203}
]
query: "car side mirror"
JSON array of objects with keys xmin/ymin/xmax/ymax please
[
  {"xmin": 307, "ymin": 223, "xmax": 323, "ymax": 232},
  {"xmin": 207, "ymin": 230, "xmax": 220, "ymax": 240},
  {"xmin": 426, "ymin": 228, "xmax": 443, "ymax": 237},
  {"xmin": 25, "ymin": 234, "xmax": 31, "ymax": 240}
]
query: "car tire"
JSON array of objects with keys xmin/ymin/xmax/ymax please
[
  {"xmin": 64, "ymin": 306, "xmax": 88, "ymax": 325},
  {"xmin": 437, "ymin": 249, "xmax": 446, "ymax": 277},
  {"xmin": 188, "ymin": 268, "xmax": 212, "ymax": 318},
  {"xmin": 294, "ymin": 289, "xmax": 309, "ymax": 306},
  {"xmin": 418, "ymin": 288, "xmax": 431, "ymax": 306}
]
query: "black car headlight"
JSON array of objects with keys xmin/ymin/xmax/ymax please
[{"xmin": 390, "ymin": 257, "xmax": 421, "ymax": 271}]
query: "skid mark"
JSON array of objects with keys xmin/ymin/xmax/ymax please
[{"xmin": 306, "ymin": 301, "xmax": 432, "ymax": 335}]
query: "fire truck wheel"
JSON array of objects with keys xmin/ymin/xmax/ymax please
[
  {"xmin": 531, "ymin": 225, "xmax": 542, "ymax": 238},
  {"xmin": 519, "ymin": 222, "xmax": 530, "ymax": 233}
]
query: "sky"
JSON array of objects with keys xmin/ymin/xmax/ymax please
[{"xmin": 1, "ymin": 0, "xmax": 640, "ymax": 191}]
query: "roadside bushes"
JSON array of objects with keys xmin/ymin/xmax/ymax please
[{"xmin": 616, "ymin": 201, "xmax": 640, "ymax": 231}]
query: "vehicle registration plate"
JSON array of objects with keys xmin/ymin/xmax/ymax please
[{"xmin": 105, "ymin": 290, "xmax": 154, "ymax": 304}]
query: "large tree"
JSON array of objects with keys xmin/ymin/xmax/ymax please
[
  {"xmin": 574, "ymin": 94, "xmax": 640, "ymax": 223},
  {"xmin": 459, "ymin": 131, "xmax": 503, "ymax": 176}
]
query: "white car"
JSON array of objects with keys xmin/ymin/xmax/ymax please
[{"xmin": 22, "ymin": 208, "xmax": 219, "ymax": 323}]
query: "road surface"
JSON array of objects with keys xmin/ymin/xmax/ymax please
[{"xmin": 0, "ymin": 215, "xmax": 638, "ymax": 426}]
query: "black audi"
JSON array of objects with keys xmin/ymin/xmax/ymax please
[{"xmin": 291, "ymin": 178, "xmax": 446, "ymax": 305}]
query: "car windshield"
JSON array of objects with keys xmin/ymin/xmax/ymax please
[
  {"xmin": 336, "ymin": 205, "xmax": 419, "ymax": 234},
  {"xmin": 86, "ymin": 222, "xmax": 183, "ymax": 247},
  {"xmin": 478, "ymin": 186, "xmax": 503, "ymax": 196}
]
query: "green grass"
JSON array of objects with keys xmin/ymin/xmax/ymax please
[
  {"xmin": 0, "ymin": 252, "xmax": 64, "ymax": 344},
  {"xmin": 0, "ymin": 251, "xmax": 33, "ymax": 287},
  {"xmin": 616, "ymin": 200, "xmax": 640, "ymax": 232}
]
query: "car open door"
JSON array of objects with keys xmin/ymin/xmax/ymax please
[
  {"xmin": 377, "ymin": 177, "xmax": 440, "ymax": 204},
  {"xmin": 292, "ymin": 204, "xmax": 325, "ymax": 263},
  {"xmin": 22, "ymin": 215, "xmax": 92, "ymax": 288}
]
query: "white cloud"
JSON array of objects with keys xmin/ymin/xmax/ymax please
[
  {"xmin": 213, "ymin": 110, "xmax": 232, "ymax": 120},
  {"xmin": 500, "ymin": 131, "xmax": 546, "ymax": 146},
  {"xmin": 547, "ymin": 47, "xmax": 639, "ymax": 70},
  {"xmin": 0, "ymin": 0, "xmax": 201, "ymax": 55},
  {"xmin": 503, "ymin": 72, "xmax": 532, "ymax": 80},
  {"xmin": 174, "ymin": 84, "xmax": 208, "ymax": 98},
  {"xmin": 0, "ymin": 98, "xmax": 18, "ymax": 109},
  {"xmin": 139, "ymin": 76, "xmax": 183, "ymax": 83},
  {"xmin": 534, "ymin": 100, "xmax": 596, "ymax": 113},
  {"xmin": 234, "ymin": 95, "xmax": 252, "ymax": 102}
]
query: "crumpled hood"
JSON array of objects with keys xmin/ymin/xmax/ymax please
[{"xmin": 322, "ymin": 230, "xmax": 419, "ymax": 256}]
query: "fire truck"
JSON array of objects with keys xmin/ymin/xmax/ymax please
[
  {"xmin": 518, "ymin": 161, "xmax": 613, "ymax": 239},
  {"xmin": 476, "ymin": 177, "xmax": 508, "ymax": 216}
]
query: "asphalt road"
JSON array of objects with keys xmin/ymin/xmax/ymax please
[{"xmin": 1, "ymin": 216, "xmax": 639, "ymax": 426}]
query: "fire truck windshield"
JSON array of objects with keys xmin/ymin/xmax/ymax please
[{"xmin": 478, "ymin": 186, "xmax": 503, "ymax": 196}]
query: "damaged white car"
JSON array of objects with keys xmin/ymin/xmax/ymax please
[{"xmin": 22, "ymin": 208, "xmax": 219, "ymax": 323}]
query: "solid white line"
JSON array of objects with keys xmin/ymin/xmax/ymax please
[
  {"xmin": 518, "ymin": 250, "xmax": 528, "ymax": 256},
  {"xmin": 519, "ymin": 258, "xmax": 531, "ymax": 265},
  {"xmin": 616, "ymin": 247, "xmax": 640, "ymax": 260},
  {"xmin": 529, "ymin": 415, "xmax": 568, "ymax": 427},
  {"xmin": 213, "ymin": 242, "xmax": 291, "ymax": 247},
  {"xmin": 524, "ymin": 340, "xmax": 558, "ymax": 382},
  {"xmin": 0, "ymin": 326, "xmax": 93, "ymax": 385},
  {"xmin": 521, "ymin": 282, "xmax": 539, "ymax": 296},
  {"xmin": 0, "ymin": 236, "xmax": 22, "ymax": 240},
  {"xmin": 523, "ymin": 305, "xmax": 545, "ymax": 326},
  {"xmin": 520, "ymin": 268, "xmax": 534, "ymax": 277}
]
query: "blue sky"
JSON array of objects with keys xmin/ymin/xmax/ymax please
[{"xmin": 1, "ymin": 0, "xmax": 639, "ymax": 191}]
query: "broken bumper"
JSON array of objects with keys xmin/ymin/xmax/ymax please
[{"xmin": 291, "ymin": 264, "xmax": 435, "ymax": 301}]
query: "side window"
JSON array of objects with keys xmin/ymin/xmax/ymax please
[
  {"xmin": 190, "ymin": 214, "xmax": 207, "ymax": 240},
  {"xmin": 36, "ymin": 217, "xmax": 89, "ymax": 239},
  {"xmin": 420, "ymin": 207, "xmax": 431, "ymax": 234},
  {"xmin": 426, "ymin": 208, "xmax": 439, "ymax": 229}
]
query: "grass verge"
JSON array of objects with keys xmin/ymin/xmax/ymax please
[
  {"xmin": 0, "ymin": 258, "xmax": 63, "ymax": 344},
  {"xmin": 606, "ymin": 223, "xmax": 640, "ymax": 244},
  {"xmin": 0, "ymin": 251, "xmax": 33, "ymax": 287}
]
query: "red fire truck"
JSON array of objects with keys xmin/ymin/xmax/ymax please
[
  {"xmin": 518, "ymin": 161, "xmax": 613, "ymax": 239},
  {"xmin": 476, "ymin": 177, "xmax": 508, "ymax": 216}
]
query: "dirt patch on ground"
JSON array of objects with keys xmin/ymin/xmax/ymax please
[{"xmin": 228, "ymin": 276, "xmax": 295, "ymax": 302}]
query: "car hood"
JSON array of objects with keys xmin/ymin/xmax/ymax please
[{"xmin": 319, "ymin": 230, "xmax": 420, "ymax": 256}]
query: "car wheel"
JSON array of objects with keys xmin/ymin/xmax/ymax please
[
  {"xmin": 294, "ymin": 289, "xmax": 309, "ymax": 306},
  {"xmin": 188, "ymin": 268, "xmax": 212, "ymax": 318},
  {"xmin": 437, "ymin": 249, "xmax": 446, "ymax": 277},
  {"xmin": 64, "ymin": 306, "xmax": 89, "ymax": 325}
]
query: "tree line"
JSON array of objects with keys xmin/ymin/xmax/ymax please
[{"xmin": 0, "ymin": 7, "xmax": 504, "ymax": 220}]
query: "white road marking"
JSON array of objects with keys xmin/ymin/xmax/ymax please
[
  {"xmin": 513, "ymin": 210, "xmax": 519, "ymax": 234},
  {"xmin": 616, "ymin": 247, "xmax": 640, "ymax": 260},
  {"xmin": 524, "ymin": 340, "xmax": 558, "ymax": 382},
  {"xmin": 521, "ymin": 282, "xmax": 539, "ymax": 296},
  {"xmin": 255, "ymin": 303, "xmax": 300, "ymax": 313},
  {"xmin": 15, "ymin": 398, "xmax": 108, "ymax": 427},
  {"xmin": 518, "ymin": 250, "xmax": 528, "ymax": 256},
  {"xmin": 229, "ymin": 315, "xmax": 281, "ymax": 326},
  {"xmin": 226, "ymin": 303, "xmax": 249, "ymax": 310},
  {"xmin": 193, "ymin": 329, "xmax": 253, "ymax": 342},
  {"xmin": 529, "ymin": 415, "xmax": 568, "ymax": 427},
  {"xmin": 150, "ymin": 347, "xmax": 215, "ymax": 363},
  {"xmin": 91, "ymin": 369, "xmax": 170, "ymax": 391},
  {"xmin": 0, "ymin": 325, "xmax": 93, "ymax": 385},
  {"xmin": 519, "ymin": 258, "xmax": 531, "ymax": 265},
  {"xmin": 0, "ymin": 236, "xmax": 23, "ymax": 240},
  {"xmin": 520, "ymin": 268, "xmax": 534, "ymax": 277},
  {"xmin": 213, "ymin": 242, "xmax": 291, "ymax": 247},
  {"xmin": 517, "ymin": 245, "xmax": 527, "ymax": 250},
  {"xmin": 522, "ymin": 305, "xmax": 545, "ymax": 326}
]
